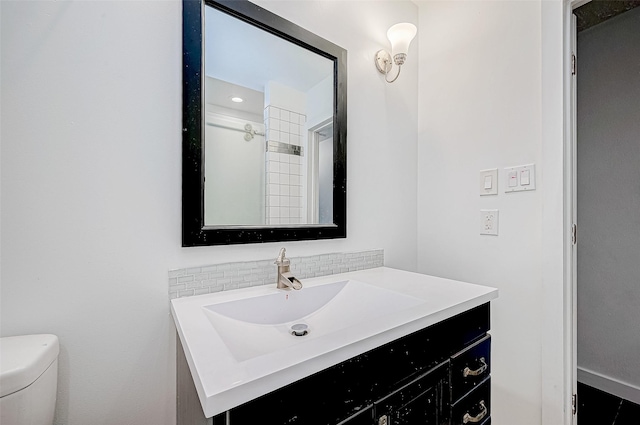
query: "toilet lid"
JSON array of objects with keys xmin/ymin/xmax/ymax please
[{"xmin": 0, "ymin": 334, "xmax": 59, "ymax": 397}]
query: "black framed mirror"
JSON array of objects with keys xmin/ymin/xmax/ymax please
[{"xmin": 182, "ymin": 0, "xmax": 347, "ymax": 246}]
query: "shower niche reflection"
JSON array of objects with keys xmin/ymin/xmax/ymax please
[{"xmin": 203, "ymin": 4, "xmax": 335, "ymax": 227}]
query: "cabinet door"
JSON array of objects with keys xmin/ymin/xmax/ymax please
[
  {"xmin": 374, "ymin": 362, "xmax": 448, "ymax": 425},
  {"xmin": 391, "ymin": 388, "xmax": 439, "ymax": 425},
  {"xmin": 337, "ymin": 406, "xmax": 374, "ymax": 425}
]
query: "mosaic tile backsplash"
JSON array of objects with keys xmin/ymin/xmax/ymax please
[{"xmin": 169, "ymin": 249, "xmax": 383, "ymax": 299}]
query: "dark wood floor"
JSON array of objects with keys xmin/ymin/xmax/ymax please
[{"xmin": 578, "ymin": 382, "xmax": 640, "ymax": 425}]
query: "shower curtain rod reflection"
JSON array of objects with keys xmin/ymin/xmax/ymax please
[{"xmin": 206, "ymin": 121, "xmax": 265, "ymax": 141}]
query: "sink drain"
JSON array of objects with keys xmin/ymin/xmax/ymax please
[{"xmin": 290, "ymin": 323, "xmax": 309, "ymax": 336}]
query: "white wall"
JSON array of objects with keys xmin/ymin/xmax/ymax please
[
  {"xmin": 417, "ymin": 1, "xmax": 551, "ymax": 424},
  {"xmin": 307, "ymin": 74, "xmax": 333, "ymax": 130},
  {"xmin": 0, "ymin": 1, "xmax": 418, "ymax": 424}
]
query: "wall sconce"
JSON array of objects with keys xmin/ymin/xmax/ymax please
[{"xmin": 375, "ymin": 23, "xmax": 417, "ymax": 83}]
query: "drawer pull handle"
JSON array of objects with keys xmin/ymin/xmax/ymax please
[
  {"xmin": 463, "ymin": 357, "xmax": 487, "ymax": 378},
  {"xmin": 463, "ymin": 400, "xmax": 487, "ymax": 424}
]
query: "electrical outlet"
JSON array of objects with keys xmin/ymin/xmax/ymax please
[{"xmin": 480, "ymin": 210, "xmax": 499, "ymax": 236}]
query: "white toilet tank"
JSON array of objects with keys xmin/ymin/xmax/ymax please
[{"xmin": 0, "ymin": 334, "xmax": 59, "ymax": 425}]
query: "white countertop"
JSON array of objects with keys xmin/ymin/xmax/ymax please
[{"xmin": 171, "ymin": 267, "xmax": 498, "ymax": 418}]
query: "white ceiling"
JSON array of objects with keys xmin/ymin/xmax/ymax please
[{"xmin": 205, "ymin": 77, "xmax": 265, "ymax": 117}]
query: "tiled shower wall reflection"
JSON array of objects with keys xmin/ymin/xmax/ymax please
[
  {"xmin": 169, "ymin": 249, "xmax": 384, "ymax": 299},
  {"xmin": 264, "ymin": 105, "xmax": 307, "ymax": 225}
]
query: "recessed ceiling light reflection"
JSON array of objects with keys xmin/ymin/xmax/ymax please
[{"xmin": 230, "ymin": 97, "xmax": 244, "ymax": 103}]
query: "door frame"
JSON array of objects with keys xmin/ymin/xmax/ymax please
[
  {"xmin": 561, "ymin": 1, "xmax": 589, "ymax": 424},
  {"xmin": 541, "ymin": 1, "xmax": 586, "ymax": 424},
  {"xmin": 306, "ymin": 118, "xmax": 333, "ymax": 223}
]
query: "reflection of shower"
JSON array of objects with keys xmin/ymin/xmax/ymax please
[
  {"xmin": 204, "ymin": 114, "xmax": 266, "ymax": 226},
  {"xmin": 206, "ymin": 121, "xmax": 265, "ymax": 141}
]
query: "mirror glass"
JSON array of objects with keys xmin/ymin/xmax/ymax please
[
  {"xmin": 204, "ymin": 5, "xmax": 334, "ymax": 226},
  {"xmin": 182, "ymin": 0, "xmax": 347, "ymax": 246}
]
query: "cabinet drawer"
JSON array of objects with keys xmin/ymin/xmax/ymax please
[
  {"xmin": 451, "ymin": 377, "xmax": 490, "ymax": 425},
  {"xmin": 450, "ymin": 334, "xmax": 491, "ymax": 401}
]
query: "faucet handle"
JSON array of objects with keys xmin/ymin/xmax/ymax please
[{"xmin": 275, "ymin": 247, "xmax": 290, "ymax": 266}]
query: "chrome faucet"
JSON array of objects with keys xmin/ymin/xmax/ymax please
[{"xmin": 274, "ymin": 248, "xmax": 302, "ymax": 290}]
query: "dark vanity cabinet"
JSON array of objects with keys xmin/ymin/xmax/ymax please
[{"xmin": 209, "ymin": 303, "xmax": 492, "ymax": 425}]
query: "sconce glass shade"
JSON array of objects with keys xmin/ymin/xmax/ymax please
[
  {"xmin": 375, "ymin": 22, "xmax": 417, "ymax": 83},
  {"xmin": 387, "ymin": 23, "xmax": 417, "ymax": 64}
]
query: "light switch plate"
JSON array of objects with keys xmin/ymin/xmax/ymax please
[
  {"xmin": 480, "ymin": 209, "xmax": 499, "ymax": 235},
  {"xmin": 479, "ymin": 168, "xmax": 498, "ymax": 196},
  {"xmin": 504, "ymin": 164, "xmax": 536, "ymax": 193}
]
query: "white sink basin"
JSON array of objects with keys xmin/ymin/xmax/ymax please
[
  {"xmin": 203, "ymin": 279, "xmax": 424, "ymax": 361},
  {"xmin": 205, "ymin": 280, "xmax": 348, "ymax": 325}
]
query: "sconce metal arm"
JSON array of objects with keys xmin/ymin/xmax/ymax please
[
  {"xmin": 375, "ymin": 49, "xmax": 402, "ymax": 84},
  {"xmin": 384, "ymin": 65, "xmax": 402, "ymax": 83}
]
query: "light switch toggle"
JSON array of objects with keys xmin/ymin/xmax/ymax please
[
  {"xmin": 484, "ymin": 176, "xmax": 492, "ymax": 189},
  {"xmin": 520, "ymin": 169, "xmax": 530, "ymax": 185}
]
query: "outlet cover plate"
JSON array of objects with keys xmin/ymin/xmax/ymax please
[{"xmin": 480, "ymin": 209, "xmax": 499, "ymax": 236}]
